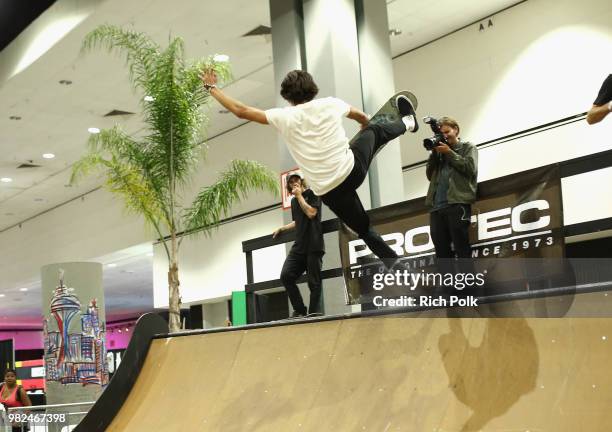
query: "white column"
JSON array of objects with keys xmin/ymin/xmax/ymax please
[{"xmin": 41, "ymin": 262, "xmax": 107, "ymax": 406}]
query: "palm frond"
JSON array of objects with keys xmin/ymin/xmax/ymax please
[
  {"xmin": 183, "ymin": 160, "xmax": 279, "ymax": 236},
  {"xmin": 82, "ymin": 126, "xmax": 171, "ymax": 209},
  {"xmin": 70, "ymin": 128, "xmax": 172, "ymax": 235},
  {"xmin": 85, "ymin": 125, "xmax": 139, "ymax": 158},
  {"xmin": 70, "ymin": 153, "xmax": 108, "ymax": 185},
  {"xmin": 104, "ymin": 156, "xmax": 168, "ymax": 225},
  {"xmin": 78, "ymin": 26, "xmax": 260, "ymax": 333},
  {"xmin": 140, "ymin": 37, "xmax": 204, "ymax": 187},
  {"xmin": 81, "ymin": 24, "xmax": 159, "ymax": 90}
]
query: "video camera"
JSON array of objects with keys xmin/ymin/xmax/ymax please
[{"xmin": 422, "ymin": 116, "xmax": 447, "ymax": 151}]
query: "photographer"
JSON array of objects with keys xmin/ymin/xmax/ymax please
[
  {"xmin": 425, "ymin": 117, "xmax": 478, "ymax": 259},
  {"xmin": 273, "ymin": 171, "xmax": 324, "ymax": 318}
]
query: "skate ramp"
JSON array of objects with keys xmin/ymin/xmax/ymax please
[{"xmin": 105, "ymin": 315, "xmax": 612, "ymax": 431}]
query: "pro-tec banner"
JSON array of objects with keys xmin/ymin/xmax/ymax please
[{"xmin": 339, "ymin": 165, "xmax": 565, "ymax": 305}]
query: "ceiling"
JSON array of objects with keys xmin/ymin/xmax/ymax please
[{"xmin": 0, "ymin": 0, "xmax": 522, "ymax": 328}]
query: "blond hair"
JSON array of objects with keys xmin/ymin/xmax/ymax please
[{"xmin": 438, "ymin": 116, "xmax": 460, "ymax": 135}]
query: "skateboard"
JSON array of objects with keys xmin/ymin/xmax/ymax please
[{"xmin": 348, "ymin": 90, "xmax": 418, "ymax": 147}]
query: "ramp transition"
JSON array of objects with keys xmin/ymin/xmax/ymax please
[{"xmin": 101, "ymin": 313, "xmax": 612, "ymax": 431}]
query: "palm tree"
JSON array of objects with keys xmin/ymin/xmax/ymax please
[{"xmin": 71, "ymin": 25, "xmax": 278, "ymax": 332}]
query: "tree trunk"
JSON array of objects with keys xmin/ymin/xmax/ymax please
[{"xmin": 168, "ymin": 261, "xmax": 181, "ymax": 332}]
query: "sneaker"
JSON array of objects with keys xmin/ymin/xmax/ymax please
[
  {"xmin": 289, "ymin": 311, "xmax": 307, "ymax": 319},
  {"xmin": 396, "ymin": 94, "xmax": 419, "ymax": 133},
  {"xmin": 306, "ymin": 312, "xmax": 323, "ymax": 318}
]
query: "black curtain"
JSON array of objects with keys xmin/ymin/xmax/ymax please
[{"xmin": 0, "ymin": 339, "xmax": 14, "ymax": 377}]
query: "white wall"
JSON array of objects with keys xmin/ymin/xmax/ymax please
[
  {"xmin": 395, "ymin": 0, "xmax": 612, "ymax": 165},
  {"xmin": 178, "ymin": 121, "xmax": 280, "ymax": 216},
  {"xmin": 562, "ymin": 167, "xmax": 612, "ymax": 225},
  {"xmin": 394, "ymin": 0, "xmax": 612, "ymax": 222},
  {"xmin": 152, "ymin": 209, "xmax": 284, "ymax": 307},
  {"xmin": 202, "ymin": 301, "xmax": 230, "ymax": 329}
]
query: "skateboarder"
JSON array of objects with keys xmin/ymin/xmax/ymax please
[
  {"xmin": 273, "ymin": 171, "xmax": 324, "ymax": 318},
  {"xmin": 201, "ymin": 69, "xmax": 418, "ymax": 266}
]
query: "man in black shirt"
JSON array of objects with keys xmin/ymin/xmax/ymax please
[
  {"xmin": 587, "ymin": 74, "xmax": 612, "ymax": 125},
  {"xmin": 273, "ymin": 171, "xmax": 325, "ymax": 317}
]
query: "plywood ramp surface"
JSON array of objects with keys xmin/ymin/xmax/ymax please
[{"xmin": 106, "ymin": 317, "xmax": 612, "ymax": 431}]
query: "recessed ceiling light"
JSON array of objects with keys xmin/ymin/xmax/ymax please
[
  {"xmin": 42, "ymin": 153, "xmax": 55, "ymax": 159},
  {"xmin": 0, "ymin": 294, "xmax": 5, "ymax": 298},
  {"xmin": 213, "ymin": 54, "xmax": 229, "ymax": 62},
  {"xmin": 88, "ymin": 127, "xmax": 100, "ymax": 134},
  {"xmin": 0, "ymin": 178, "xmax": 13, "ymax": 183},
  {"xmin": 107, "ymin": 263, "xmax": 117, "ymax": 268},
  {"xmin": 19, "ymin": 288, "xmax": 28, "ymax": 292},
  {"xmin": 144, "ymin": 95, "xmax": 154, "ymax": 102}
]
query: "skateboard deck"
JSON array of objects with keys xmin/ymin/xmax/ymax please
[{"xmin": 348, "ymin": 90, "xmax": 418, "ymax": 147}]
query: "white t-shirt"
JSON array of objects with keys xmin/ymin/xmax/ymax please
[{"xmin": 266, "ymin": 97, "xmax": 354, "ymax": 196}]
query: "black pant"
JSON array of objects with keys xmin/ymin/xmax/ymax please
[
  {"xmin": 430, "ymin": 204, "xmax": 478, "ymax": 296},
  {"xmin": 429, "ymin": 204, "xmax": 472, "ymax": 258},
  {"xmin": 321, "ymin": 120, "xmax": 406, "ymax": 262},
  {"xmin": 280, "ymin": 250, "xmax": 324, "ymax": 315}
]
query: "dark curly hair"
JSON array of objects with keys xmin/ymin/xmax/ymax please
[
  {"xmin": 286, "ymin": 174, "xmax": 307, "ymax": 194},
  {"xmin": 280, "ymin": 70, "xmax": 319, "ymax": 105}
]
